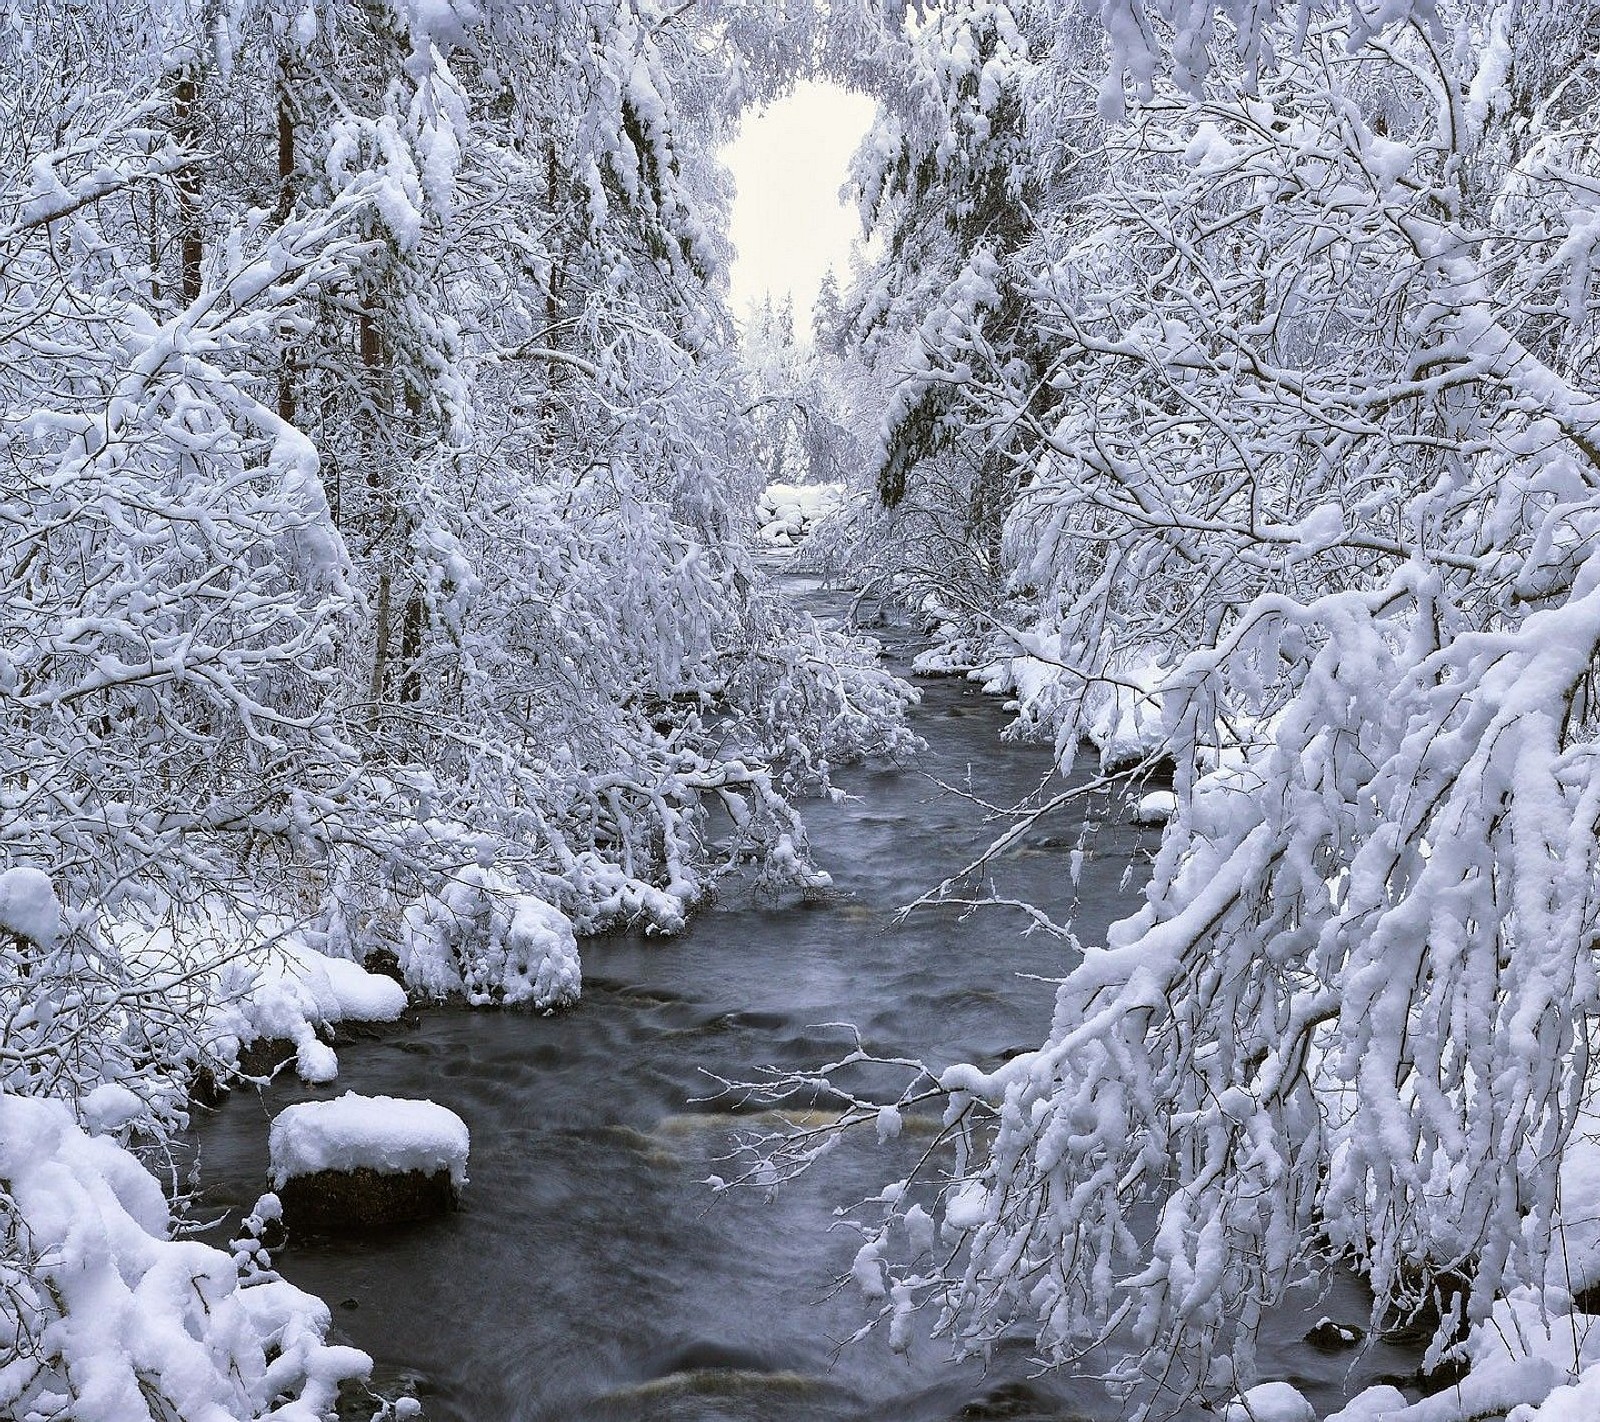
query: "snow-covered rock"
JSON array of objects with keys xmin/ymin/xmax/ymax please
[
  {"xmin": 1133, "ymin": 789, "xmax": 1178, "ymax": 824},
  {"xmin": 1221, "ymin": 1381, "xmax": 1315, "ymax": 1422},
  {"xmin": 269, "ymin": 1091, "xmax": 470, "ymax": 1190},
  {"xmin": 756, "ymin": 481, "xmax": 843, "ymax": 546},
  {"xmin": 1323, "ymin": 1384, "xmax": 1409, "ymax": 1422},
  {"xmin": 209, "ymin": 938, "xmax": 409, "ymax": 1086},
  {"xmin": 0, "ymin": 1092, "xmax": 369, "ymax": 1421}
]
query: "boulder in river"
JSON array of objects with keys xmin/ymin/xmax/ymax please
[
  {"xmin": 269, "ymin": 1091, "xmax": 469, "ymax": 1232},
  {"xmin": 1304, "ymin": 1316, "xmax": 1365, "ymax": 1351}
]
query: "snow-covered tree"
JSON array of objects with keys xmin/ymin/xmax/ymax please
[
  {"xmin": 3, "ymin": 0, "xmax": 916, "ymax": 1040},
  {"xmin": 1, "ymin": 0, "xmax": 370, "ymax": 1123},
  {"xmin": 807, "ymin": 1, "xmax": 1112, "ymax": 640},
  {"xmin": 3, "ymin": 0, "xmax": 917, "ymax": 1411},
  {"xmin": 741, "ymin": 292, "xmax": 871, "ymax": 490},
  {"xmin": 770, "ymin": 0, "xmax": 1600, "ymax": 1414}
]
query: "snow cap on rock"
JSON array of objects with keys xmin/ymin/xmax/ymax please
[
  {"xmin": 1222, "ymin": 1381, "xmax": 1315, "ymax": 1422},
  {"xmin": 269, "ymin": 1091, "xmax": 470, "ymax": 1189}
]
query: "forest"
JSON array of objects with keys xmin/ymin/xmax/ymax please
[{"xmin": 5, "ymin": 1, "xmax": 1600, "ymax": 1420}]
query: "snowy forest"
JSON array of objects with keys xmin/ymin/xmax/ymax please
[{"xmin": 7, "ymin": 0, "xmax": 1600, "ymax": 1419}]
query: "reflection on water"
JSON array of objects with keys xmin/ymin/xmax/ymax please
[{"xmin": 188, "ymin": 571, "xmax": 1419, "ymax": 1420}]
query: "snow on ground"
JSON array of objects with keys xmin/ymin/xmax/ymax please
[
  {"xmin": 269, "ymin": 1091, "xmax": 471, "ymax": 1189},
  {"xmin": 0, "ymin": 1093, "xmax": 370, "ymax": 1422},
  {"xmin": 756, "ymin": 481, "xmax": 843, "ymax": 546}
]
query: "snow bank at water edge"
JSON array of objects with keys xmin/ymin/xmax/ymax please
[
  {"xmin": 899, "ymin": 616, "xmax": 1172, "ymax": 773},
  {"xmin": 400, "ymin": 866, "xmax": 581, "ymax": 1009},
  {"xmin": 0, "ymin": 1093, "xmax": 370, "ymax": 1422},
  {"xmin": 268, "ymin": 1092, "xmax": 471, "ymax": 1190},
  {"xmin": 756, "ymin": 481, "xmax": 844, "ymax": 546},
  {"xmin": 209, "ymin": 937, "xmax": 409, "ymax": 1086},
  {"xmin": 975, "ymin": 629, "xmax": 1168, "ymax": 772},
  {"xmin": 1316, "ymin": 1118, "xmax": 1600, "ymax": 1422}
]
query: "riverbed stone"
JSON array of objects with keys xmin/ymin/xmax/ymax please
[
  {"xmin": 277, "ymin": 1163, "xmax": 456, "ymax": 1233},
  {"xmin": 236, "ymin": 1036, "xmax": 297, "ymax": 1078},
  {"xmin": 1304, "ymin": 1317, "xmax": 1365, "ymax": 1351}
]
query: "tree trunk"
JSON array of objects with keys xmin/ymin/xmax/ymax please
[
  {"xmin": 173, "ymin": 65, "xmax": 203, "ymax": 303},
  {"xmin": 277, "ymin": 63, "xmax": 297, "ymax": 426}
]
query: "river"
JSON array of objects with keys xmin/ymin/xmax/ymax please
[{"xmin": 189, "ymin": 571, "xmax": 1422, "ymax": 1421}]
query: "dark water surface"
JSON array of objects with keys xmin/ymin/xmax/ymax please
[{"xmin": 190, "ymin": 572, "xmax": 1417, "ymax": 1421}]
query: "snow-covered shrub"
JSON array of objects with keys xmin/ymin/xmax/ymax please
[
  {"xmin": 913, "ymin": 9, "xmax": 1600, "ymax": 1387},
  {"xmin": 401, "ymin": 865, "xmax": 581, "ymax": 1009},
  {"xmin": 0, "ymin": 1093, "xmax": 370, "ymax": 1422},
  {"xmin": 0, "ymin": 871, "xmax": 218, "ymax": 1134},
  {"xmin": 726, "ymin": 606, "xmax": 924, "ymax": 795},
  {"xmin": 2, "ymin": 866, "xmax": 407, "ymax": 1124}
]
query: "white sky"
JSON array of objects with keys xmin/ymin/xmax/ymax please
[{"xmin": 722, "ymin": 80, "xmax": 876, "ymax": 331}]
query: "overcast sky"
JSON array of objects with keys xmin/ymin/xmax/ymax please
[{"xmin": 722, "ymin": 80, "xmax": 876, "ymax": 331}]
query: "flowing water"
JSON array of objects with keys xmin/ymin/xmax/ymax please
[{"xmin": 190, "ymin": 571, "xmax": 1422, "ymax": 1421}]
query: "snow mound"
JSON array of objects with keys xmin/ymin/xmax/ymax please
[
  {"xmin": 911, "ymin": 631, "xmax": 985, "ymax": 676},
  {"xmin": 756, "ymin": 481, "xmax": 843, "ymax": 546},
  {"xmin": 269, "ymin": 1091, "xmax": 470, "ymax": 1189},
  {"xmin": 210, "ymin": 938, "xmax": 408, "ymax": 1085},
  {"xmin": 401, "ymin": 866, "xmax": 581, "ymax": 1008},
  {"xmin": 81, "ymin": 1081, "xmax": 146, "ymax": 1137},
  {"xmin": 1221, "ymin": 1381, "xmax": 1314, "ymax": 1422},
  {"xmin": 1133, "ymin": 789, "xmax": 1177, "ymax": 824},
  {"xmin": 1323, "ymin": 1385, "xmax": 1408, "ymax": 1422},
  {"xmin": 0, "ymin": 1093, "xmax": 369, "ymax": 1421},
  {"xmin": 0, "ymin": 865, "xmax": 61, "ymax": 946}
]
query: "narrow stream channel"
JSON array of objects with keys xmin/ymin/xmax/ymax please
[{"xmin": 189, "ymin": 570, "xmax": 1423, "ymax": 1421}]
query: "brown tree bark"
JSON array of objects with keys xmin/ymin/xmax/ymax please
[{"xmin": 173, "ymin": 65, "xmax": 203, "ymax": 303}]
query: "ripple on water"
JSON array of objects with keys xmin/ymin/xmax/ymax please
[{"xmin": 586, "ymin": 1367, "xmax": 846, "ymax": 1422}]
